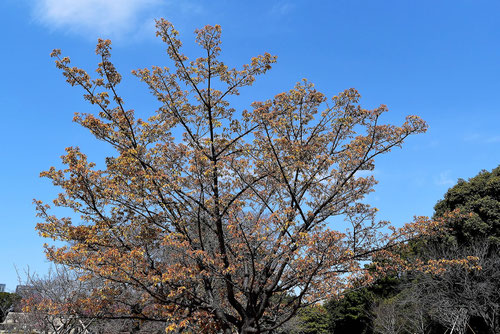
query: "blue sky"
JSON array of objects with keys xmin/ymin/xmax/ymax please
[{"xmin": 1, "ymin": 0, "xmax": 499, "ymax": 291}]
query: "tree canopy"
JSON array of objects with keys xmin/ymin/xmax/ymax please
[
  {"xmin": 434, "ymin": 165, "xmax": 500, "ymax": 245},
  {"xmin": 35, "ymin": 19, "xmax": 429, "ymax": 334},
  {"xmin": 350, "ymin": 166, "xmax": 500, "ymax": 334},
  {"xmin": 0, "ymin": 292, "xmax": 20, "ymax": 323}
]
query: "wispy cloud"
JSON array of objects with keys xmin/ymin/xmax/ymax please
[
  {"xmin": 269, "ymin": 1, "xmax": 295, "ymax": 16},
  {"xmin": 435, "ymin": 170, "xmax": 454, "ymax": 187},
  {"xmin": 485, "ymin": 136, "xmax": 500, "ymax": 143},
  {"xmin": 33, "ymin": 0, "xmax": 164, "ymax": 40},
  {"xmin": 355, "ymin": 169, "xmax": 378, "ymax": 178},
  {"xmin": 464, "ymin": 133, "xmax": 500, "ymax": 144}
]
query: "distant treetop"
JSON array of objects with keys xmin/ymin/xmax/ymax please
[{"xmin": 434, "ymin": 165, "xmax": 500, "ymax": 245}]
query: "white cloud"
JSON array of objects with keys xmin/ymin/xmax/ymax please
[
  {"xmin": 33, "ymin": 0, "xmax": 163, "ymax": 39},
  {"xmin": 435, "ymin": 170, "xmax": 454, "ymax": 187}
]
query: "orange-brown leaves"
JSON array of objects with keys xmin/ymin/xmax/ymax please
[{"xmin": 38, "ymin": 19, "xmax": 430, "ymax": 333}]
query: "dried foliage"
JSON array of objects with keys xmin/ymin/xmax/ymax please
[{"xmin": 35, "ymin": 20, "xmax": 432, "ymax": 333}]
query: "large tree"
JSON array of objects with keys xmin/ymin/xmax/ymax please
[
  {"xmin": 36, "ymin": 20, "xmax": 428, "ymax": 333},
  {"xmin": 367, "ymin": 166, "xmax": 500, "ymax": 334}
]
